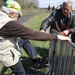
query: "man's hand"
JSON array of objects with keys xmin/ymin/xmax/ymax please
[
  {"xmin": 60, "ymin": 29, "xmax": 71, "ymax": 36},
  {"xmin": 40, "ymin": 29, "xmax": 45, "ymax": 33},
  {"xmin": 57, "ymin": 35, "xmax": 71, "ymax": 41}
]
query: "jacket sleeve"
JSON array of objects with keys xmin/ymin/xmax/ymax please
[
  {"xmin": 70, "ymin": 13, "xmax": 75, "ymax": 32},
  {"xmin": 40, "ymin": 12, "xmax": 54, "ymax": 31},
  {"xmin": 8, "ymin": 21, "xmax": 57, "ymax": 41}
]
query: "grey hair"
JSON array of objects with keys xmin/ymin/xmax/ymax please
[
  {"xmin": 63, "ymin": 1, "xmax": 72, "ymax": 8},
  {"xmin": 1, "ymin": 6, "xmax": 18, "ymax": 14}
]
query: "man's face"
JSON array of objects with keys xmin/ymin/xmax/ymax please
[
  {"xmin": 62, "ymin": 3, "xmax": 72, "ymax": 16},
  {"xmin": 9, "ymin": 12, "xmax": 20, "ymax": 21}
]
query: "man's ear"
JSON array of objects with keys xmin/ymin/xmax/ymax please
[
  {"xmin": 71, "ymin": 8, "xmax": 72, "ymax": 10},
  {"xmin": 70, "ymin": 7, "xmax": 72, "ymax": 11},
  {"xmin": 9, "ymin": 12, "xmax": 14, "ymax": 18}
]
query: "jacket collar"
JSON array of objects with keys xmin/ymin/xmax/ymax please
[{"xmin": 0, "ymin": 11, "xmax": 14, "ymax": 29}]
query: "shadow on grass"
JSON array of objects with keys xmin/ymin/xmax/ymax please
[
  {"xmin": 1, "ymin": 67, "xmax": 13, "ymax": 74},
  {"xmin": 35, "ymin": 47, "xmax": 49, "ymax": 57},
  {"xmin": 1, "ymin": 67, "xmax": 8, "ymax": 74},
  {"xmin": 21, "ymin": 47, "xmax": 49, "ymax": 74}
]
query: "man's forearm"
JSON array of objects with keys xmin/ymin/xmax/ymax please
[{"xmin": 40, "ymin": 29, "xmax": 45, "ymax": 32}]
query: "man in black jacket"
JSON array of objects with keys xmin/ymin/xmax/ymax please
[{"xmin": 40, "ymin": 1, "xmax": 75, "ymax": 39}]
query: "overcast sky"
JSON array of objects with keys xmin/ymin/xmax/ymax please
[{"xmin": 39, "ymin": 0, "xmax": 75, "ymax": 10}]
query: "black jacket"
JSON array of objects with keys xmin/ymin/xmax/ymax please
[{"xmin": 40, "ymin": 8, "xmax": 75, "ymax": 33}]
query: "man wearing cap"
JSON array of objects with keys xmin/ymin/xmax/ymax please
[
  {"xmin": 2, "ymin": 0, "xmax": 52, "ymax": 69},
  {"xmin": 0, "ymin": 0, "xmax": 71, "ymax": 75}
]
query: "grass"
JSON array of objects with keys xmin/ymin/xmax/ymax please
[
  {"xmin": 21, "ymin": 10, "xmax": 50, "ymax": 15},
  {"xmin": 22, "ymin": 13, "xmax": 50, "ymax": 74},
  {"xmin": 0, "ymin": 12, "xmax": 51, "ymax": 74}
]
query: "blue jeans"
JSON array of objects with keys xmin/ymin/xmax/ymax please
[
  {"xmin": 18, "ymin": 39, "xmax": 38, "ymax": 59},
  {"xmin": 9, "ymin": 39, "xmax": 37, "ymax": 75},
  {"xmin": 10, "ymin": 39, "xmax": 37, "ymax": 75},
  {"xmin": 10, "ymin": 60, "xmax": 25, "ymax": 75}
]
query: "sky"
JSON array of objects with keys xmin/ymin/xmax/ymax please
[{"xmin": 39, "ymin": 0, "xmax": 75, "ymax": 10}]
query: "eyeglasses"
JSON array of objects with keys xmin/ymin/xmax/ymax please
[
  {"xmin": 14, "ymin": 12, "xmax": 21, "ymax": 18},
  {"xmin": 18, "ymin": 14, "xmax": 21, "ymax": 18},
  {"xmin": 62, "ymin": 7, "xmax": 72, "ymax": 12}
]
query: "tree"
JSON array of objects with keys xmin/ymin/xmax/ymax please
[
  {"xmin": 35, "ymin": 0, "xmax": 39, "ymax": 7},
  {"xmin": 18, "ymin": 0, "xmax": 39, "ymax": 9},
  {"xmin": 48, "ymin": 5, "xmax": 50, "ymax": 10},
  {"xmin": 1, "ymin": 0, "xmax": 39, "ymax": 9},
  {"xmin": 52, "ymin": 6, "xmax": 55, "ymax": 10},
  {"xmin": 0, "ymin": 0, "xmax": 3, "ymax": 7}
]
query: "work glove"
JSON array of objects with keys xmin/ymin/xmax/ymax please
[
  {"xmin": 60, "ymin": 32, "xmax": 67, "ymax": 36},
  {"xmin": 60, "ymin": 29, "xmax": 71, "ymax": 36}
]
